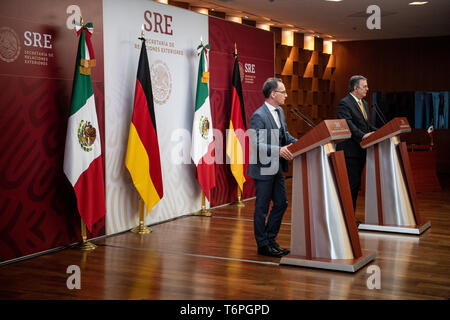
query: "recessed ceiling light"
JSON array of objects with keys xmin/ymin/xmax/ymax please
[
  {"xmin": 326, "ymin": 0, "xmax": 343, "ymax": 2},
  {"xmin": 409, "ymin": 1, "xmax": 428, "ymax": 5}
]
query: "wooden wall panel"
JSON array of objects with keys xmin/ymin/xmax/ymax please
[
  {"xmin": 332, "ymin": 36, "xmax": 450, "ymax": 116},
  {"xmin": 326, "ymin": 36, "xmax": 450, "ymax": 174}
]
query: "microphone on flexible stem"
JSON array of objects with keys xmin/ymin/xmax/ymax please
[
  {"xmin": 290, "ymin": 108, "xmax": 316, "ymax": 128},
  {"xmin": 294, "ymin": 108, "xmax": 316, "ymax": 128},
  {"xmin": 291, "ymin": 108, "xmax": 316, "ymax": 128},
  {"xmin": 373, "ymin": 103, "xmax": 387, "ymax": 125}
]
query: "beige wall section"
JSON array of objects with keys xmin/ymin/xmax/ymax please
[{"xmin": 103, "ymin": 0, "xmax": 208, "ymax": 234}]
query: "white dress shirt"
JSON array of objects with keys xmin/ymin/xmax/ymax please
[
  {"xmin": 265, "ymin": 102, "xmax": 281, "ymax": 128},
  {"xmin": 350, "ymin": 92, "xmax": 361, "ymax": 105}
]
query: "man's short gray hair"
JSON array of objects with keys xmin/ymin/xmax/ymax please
[
  {"xmin": 349, "ymin": 75, "xmax": 367, "ymax": 92},
  {"xmin": 262, "ymin": 77, "xmax": 283, "ymax": 98}
]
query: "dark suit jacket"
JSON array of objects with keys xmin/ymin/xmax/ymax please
[
  {"xmin": 247, "ymin": 103, "xmax": 297, "ymax": 180},
  {"xmin": 336, "ymin": 94, "xmax": 377, "ymax": 158}
]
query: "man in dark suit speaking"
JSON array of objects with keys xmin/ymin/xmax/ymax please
[
  {"xmin": 247, "ymin": 78, "xmax": 297, "ymax": 258},
  {"xmin": 336, "ymin": 75, "xmax": 377, "ymax": 224}
]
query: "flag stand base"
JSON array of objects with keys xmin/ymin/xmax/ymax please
[
  {"xmin": 193, "ymin": 192, "xmax": 212, "ymax": 217},
  {"xmin": 232, "ymin": 188, "xmax": 245, "ymax": 207},
  {"xmin": 194, "ymin": 206, "xmax": 212, "ymax": 217},
  {"xmin": 130, "ymin": 200, "xmax": 152, "ymax": 234},
  {"xmin": 76, "ymin": 240, "xmax": 97, "ymax": 251},
  {"xmin": 232, "ymin": 199, "xmax": 245, "ymax": 207},
  {"xmin": 76, "ymin": 219, "xmax": 96, "ymax": 251},
  {"xmin": 131, "ymin": 222, "xmax": 152, "ymax": 234}
]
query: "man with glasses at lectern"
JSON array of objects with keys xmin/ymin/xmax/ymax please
[
  {"xmin": 336, "ymin": 75, "xmax": 377, "ymax": 226},
  {"xmin": 247, "ymin": 77, "xmax": 297, "ymax": 258}
]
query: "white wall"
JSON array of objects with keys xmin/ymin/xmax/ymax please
[{"xmin": 103, "ymin": 0, "xmax": 208, "ymax": 234}]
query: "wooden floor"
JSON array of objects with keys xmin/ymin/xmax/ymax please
[{"xmin": 1, "ymin": 176, "xmax": 450, "ymax": 300}]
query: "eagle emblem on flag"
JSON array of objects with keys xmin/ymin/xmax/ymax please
[
  {"xmin": 77, "ymin": 120, "xmax": 97, "ymax": 151},
  {"xmin": 199, "ymin": 115, "xmax": 210, "ymax": 140}
]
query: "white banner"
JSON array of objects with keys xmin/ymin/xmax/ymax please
[{"xmin": 103, "ymin": 0, "xmax": 208, "ymax": 234}]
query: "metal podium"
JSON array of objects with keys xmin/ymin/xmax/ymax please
[
  {"xmin": 280, "ymin": 120, "xmax": 376, "ymax": 272},
  {"xmin": 359, "ymin": 117, "xmax": 431, "ymax": 235}
]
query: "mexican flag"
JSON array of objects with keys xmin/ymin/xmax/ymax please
[
  {"xmin": 191, "ymin": 42, "xmax": 215, "ymax": 201},
  {"xmin": 427, "ymin": 123, "xmax": 434, "ymax": 137},
  {"xmin": 63, "ymin": 22, "xmax": 106, "ymax": 232}
]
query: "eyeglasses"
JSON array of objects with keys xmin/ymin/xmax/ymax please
[
  {"xmin": 357, "ymin": 85, "xmax": 369, "ymax": 89},
  {"xmin": 274, "ymin": 90, "xmax": 287, "ymax": 94}
]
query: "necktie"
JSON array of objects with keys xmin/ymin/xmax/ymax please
[
  {"xmin": 275, "ymin": 108, "xmax": 285, "ymax": 140},
  {"xmin": 275, "ymin": 108, "xmax": 282, "ymax": 128},
  {"xmin": 358, "ymin": 100, "xmax": 367, "ymax": 120}
]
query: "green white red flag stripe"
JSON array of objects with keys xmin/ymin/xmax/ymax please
[
  {"xmin": 191, "ymin": 43, "xmax": 215, "ymax": 201},
  {"xmin": 63, "ymin": 22, "xmax": 106, "ymax": 232}
]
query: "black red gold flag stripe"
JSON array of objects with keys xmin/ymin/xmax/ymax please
[{"xmin": 125, "ymin": 38, "xmax": 163, "ymax": 213}]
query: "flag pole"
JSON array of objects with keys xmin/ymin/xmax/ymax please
[
  {"xmin": 74, "ymin": 15, "xmax": 97, "ymax": 251},
  {"xmin": 236, "ymin": 186, "xmax": 245, "ymax": 207},
  {"xmin": 428, "ymin": 120, "xmax": 434, "ymax": 148},
  {"xmin": 430, "ymin": 128, "xmax": 434, "ymax": 147},
  {"xmin": 131, "ymin": 199, "xmax": 152, "ymax": 234},
  {"xmin": 195, "ymin": 191, "xmax": 212, "ymax": 216},
  {"xmin": 77, "ymin": 218, "xmax": 96, "ymax": 251},
  {"xmin": 192, "ymin": 36, "xmax": 213, "ymax": 217},
  {"xmin": 233, "ymin": 43, "xmax": 245, "ymax": 208},
  {"xmin": 130, "ymin": 26, "xmax": 152, "ymax": 235}
]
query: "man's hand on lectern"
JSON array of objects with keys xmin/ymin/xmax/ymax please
[{"xmin": 280, "ymin": 144, "xmax": 294, "ymax": 161}]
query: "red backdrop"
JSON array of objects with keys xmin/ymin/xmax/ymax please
[
  {"xmin": 0, "ymin": 0, "xmax": 105, "ymax": 262},
  {"xmin": 208, "ymin": 17, "xmax": 274, "ymax": 206},
  {"xmin": 0, "ymin": 6, "xmax": 275, "ymax": 262}
]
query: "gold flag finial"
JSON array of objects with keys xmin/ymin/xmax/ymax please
[
  {"xmin": 141, "ymin": 24, "xmax": 145, "ymax": 39},
  {"xmin": 80, "ymin": 15, "xmax": 84, "ymax": 26},
  {"xmin": 234, "ymin": 42, "xmax": 237, "ymax": 55}
]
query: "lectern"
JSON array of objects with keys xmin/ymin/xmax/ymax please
[
  {"xmin": 359, "ymin": 117, "xmax": 431, "ymax": 234},
  {"xmin": 280, "ymin": 120, "xmax": 376, "ymax": 272}
]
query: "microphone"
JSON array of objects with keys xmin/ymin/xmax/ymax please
[
  {"xmin": 373, "ymin": 103, "xmax": 387, "ymax": 125},
  {"xmin": 293, "ymin": 108, "xmax": 316, "ymax": 127},
  {"xmin": 290, "ymin": 108, "xmax": 315, "ymax": 128}
]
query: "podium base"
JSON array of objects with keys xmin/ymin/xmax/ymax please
[
  {"xmin": 280, "ymin": 250, "xmax": 376, "ymax": 273},
  {"xmin": 358, "ymin": 221, "xmax": 431, "ymax": 235}
]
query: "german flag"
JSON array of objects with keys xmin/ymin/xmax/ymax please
[
  {"xmin": 125, "ymin": 38, "xmax": 163, "ymax": 214},
  {"xmin": 226, "ymin": 49, "xmax": 248, "ymax": 192}
]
